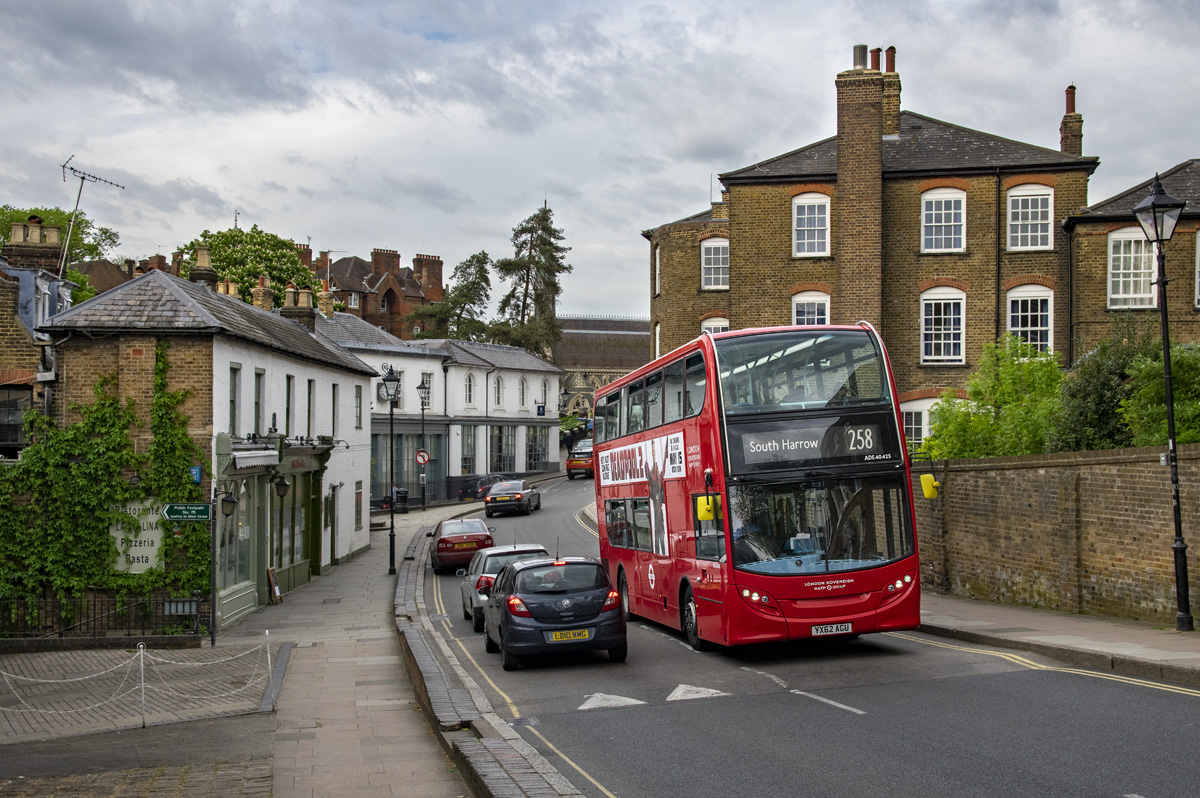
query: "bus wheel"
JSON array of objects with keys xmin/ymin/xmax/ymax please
[
  {"xmin": 618, "ymin": 571, "xmax": 632, "ymax": 622},
  {"xmin": 682, "ymin": 586, "xmax": 710, "ymax": 651}
]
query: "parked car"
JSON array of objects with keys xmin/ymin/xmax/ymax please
[
  {"xmin": 480, "ymin": 556, "xmax": 627, "ymax": 670},
  {"xmin": 459, "ymin": 474, "xmax": 509, "ymax": 501},
  {"xmin": 458, "ymin": 544, "xmax": 549, "ymax": 632},
  {"xmin": 566, "ymin": 439, "xmax": 594, "ymax": 480},
  {"xmin": 484, "ymin": 480, "xmax": 542, "ymax": 517},
  {"xmin": 428, "ymin": 518, "xmax": 495, "ymax": 573}
]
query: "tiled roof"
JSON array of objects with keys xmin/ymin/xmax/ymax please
[
  {"xmin": 411, "ymin": 339, "xmax": 563, "ymax": 374},
  {"xmin": 72, "ymin": 259, "xmax": 132, "ymax": 294},
  {"xmin": 553, "ymin": 317, "xmax": 651, "ymax": 371},
  {"xmin": 1078, "ymin": 159, "xmax": 1200, "ymax": 219},
  {"xmin": 720, "ymin": 111, "xmax": 1096, "ymax": 183},
  {"xmin": 320, "ymin": 257, "xmax": 427, "ymax": 299},
  {"xmin": 316, "ymin": 312, "xmax": 444, "ymax": 359},
  {"xmin": 43, "ymin": 269, "xmax": 376, "ymax": 376}
]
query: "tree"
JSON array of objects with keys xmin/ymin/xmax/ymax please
[
  {"xmin": 0, "ymin": 205, "xmax": 120, "ymax": 265},
  {"xmin": 1119, "ymin": 344, "xmax": 1200, "ymax": 447},
  {"xmin": 404, "ymin": 251, "xmax": 493, "ymax": 340},
  {"xmin": 63, "ymin": 267, "xmax": 98, "ymax": 304},
  {"xmin": 924, "ymin": 335, "xmax": 1063, "ymax": 459},
  {"xmin": 1048, "ymin": 314, "xmax": 1160, "ymax": 452},
  {"xmin": 180, "ymin": 225, "xmax": 312, "ymax": 306},
  {"xmin": 492, "ymin": 203, "xmax": 571, "ymax": 353}
]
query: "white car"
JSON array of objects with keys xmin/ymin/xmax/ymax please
[{"xmin": 458, "ymin": 544, "xmax": 549, "ymax": 632}]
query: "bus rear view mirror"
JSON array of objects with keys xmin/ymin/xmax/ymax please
[
  {"xmin": 920, "ymin": 473, "xmax": 940, "ymax": 499},
  {"xmin": 695, "ymin": 495, "xmax": 720, "ymax": 521}
]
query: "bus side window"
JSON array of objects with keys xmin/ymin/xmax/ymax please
[
  {"xmin": 606, "ymin": 499, "xmax": 631, "ymax": 548},
  {"xmin": 684, "ymin": 353, "xmax": 706, "ymax": 418},
  {"xmin": 603, "ymin": 390, "xmax": 622, "ymax": 440},
  {"xmin": 627, "ymin": 380, "xmax": 645, "ymax": 434},
  {"xmin": 631, "ymin": 499, "xmax": 652, "ymax": 552},
  {"xmin": 664, "ymin": 359, "xmax": 684, "ymax": 424},
  {"xmin": 645, "ymin": 371, "xmax": 663, "ymax": 430},
  {"xmin": 693, "ymin": 494, "xmax": 725, "ymax": 561}
]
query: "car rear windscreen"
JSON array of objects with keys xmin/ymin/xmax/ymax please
[{"xmin": 516, "ymin": 564, "xmax": 607, "ymax": 593}]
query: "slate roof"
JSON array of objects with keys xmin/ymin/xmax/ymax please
[
  {"xmin": 72, "ymin": 259, "xmax": 133, "ymax": 294},
  {"xmin": 316, "ymin": 312, "xmax": 444, "ymax": 359},
  {"xmin": 317, "ymin": 257, "xmax": 427, "ymax": 298},
  {"xmin": 43, "ymin": 269, "xmax": 376, "ymax": 377},
  {"xmin": 411, "ymin": 339, "xmax": 563, "ymax": 374},
  {"xmin": 552, "ymin": 316, "xmax": 651, "ymax": 371},
  {"xmin": 720, "ymin": 111, "xmax": 1097, "ymax": 184},
  {"xmin": 1075, "ymin": 159, "xmax": 1200, "ymax": 220}
]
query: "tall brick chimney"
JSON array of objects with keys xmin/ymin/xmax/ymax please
[
  {"xmin": 1, "ymin": 215, "xmax": 64, "ymax": 272},
  {"xmin": 280, "ymin": 281, "xmax": 319, "ymax": 332},
  {"xmin": 370, "ymin": 248, "xmax": 401, "ymax": 276},
  {"xmin": 413, "ymin": 254, "xmax": 444, "ymax": 302},
  {"xmin": 834, "ymin": 43, "xmax": 885, "ymax": 331},
  {"xmin": 316, "ymin": 251, "xmax": 330, "ymax": 272},
  {"xmin": 1060, "ymin": 85, "xmax": 1083, "ymax": 157},
  {"xmin": 251, "ymin": 275, "xmax": 275, "ymax": 311},
  {"xmin": 296, "ymin": 242, "xmax": 313, "ymax": 270},
  {"xmin": 882, "ymin": 46, "xmax": 901, "ymax": 137},
  {"xmin": 317, "ymin": 279, "xmax": 336, "ymax": 317},
  {"xmin": 147, "ymin": 254, "xmax": 168, "ymax": 272}
]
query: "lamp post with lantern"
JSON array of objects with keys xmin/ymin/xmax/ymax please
[
  {"xmin": 380, "ymin": 366, "xmax": 400, "ymax": 575},
  {"xmin": 1132, "ymin": 174, "xmax": 1193, "ymax": 632},
  {"xmin": 417, "ymin": 375, "xmax": 430, "ymax": 511}
]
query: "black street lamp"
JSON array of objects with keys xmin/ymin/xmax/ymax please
[
  {"xmin": 1132, "ymin": 174, "xmax": 1193, "ymax": 632},
  {"xmin": 380, "ymin": 366, "xmax": 401, "ymax": 575},
  {"xmin": 417, "ymin": 375, "xmax": 431, "ymax": 511}
]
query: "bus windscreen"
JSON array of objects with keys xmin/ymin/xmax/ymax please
[{"xmin": 713, "ymin": 330, "xmax": 890, "ymax": 415}]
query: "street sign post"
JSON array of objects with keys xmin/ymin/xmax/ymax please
[
  {"xmin": 415, "ymin": 449, "xmax": 430, "ymax": 465},
  {"xmin": 161, "ymin": 503, "xmax": 212, "ymax": 522}
]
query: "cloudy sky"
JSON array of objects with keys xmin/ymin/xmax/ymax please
[{"xmin": 4, "ymin": 0, "xmax": 1199, "ymax": 318}]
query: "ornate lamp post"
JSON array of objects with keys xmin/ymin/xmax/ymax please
[
  {"xmin": 1132, "ymin": 174, "xmax": 1193, "ymax": 632},
  {"xmin": 417, "ymin": 375, "xmax": 431, "ymax": 511},
  {"xmin": 380, "ymin": 366, "xmax": 400, "ymax": 575}
]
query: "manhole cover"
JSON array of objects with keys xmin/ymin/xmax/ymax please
[{"xmin": 344, "ymin": 625, "xmax": 380, "ymax": 631}]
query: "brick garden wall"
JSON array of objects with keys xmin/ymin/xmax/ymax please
[{"xmin": 912, "ymin": 443, "xmax": 1200, "ymax": 624}]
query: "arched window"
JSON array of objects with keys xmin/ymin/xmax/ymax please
[
  {"xmin": 541, "ymin": 379, "xmax": 548, "ymax": 407},
  {"xmin": 1007, "ymin": 184, "xmax": 1054, "ymax": 251},
  {"xmin": 1007, "ymin": 284, "xmax": 1053, "ymax": 352},
  {"xmin": 519, "ymin": 378, "xmax": 528, "ymax": 408},
  {"xmin": 464, "ymin": 372, "xmax": 475, "ymax": 406},
  {"xmin": 792, "ymin": 193, "xmax": 830, "ymax": 257},
  {"xmin": 921, "ymin": 188, "xmax": 966, "ymax": 253},
  {"xmin": 493, "ymin": 375, "xmax": 503, "ymax": 407},
  {"xmin": 920, "ymin": 286, "xmax": 965, "ymax": 363},
  {"xmin": 1108, "ymin": 226, "xmax": 1156, "ymax": 309},
  {"xmin": 792, "ymin": 290, "xmax": 830, "ymax": 325},
  {"xmin": 701, "ymin": 237, "xmax": 729, "ymax": 289}
]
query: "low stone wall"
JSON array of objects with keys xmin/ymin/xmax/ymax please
[{"xmin": 912, "ymin": 442, "xmax": 1200, "ymax": 624}]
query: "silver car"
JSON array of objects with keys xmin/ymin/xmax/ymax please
[{"xmin": 458, "ymin": 544, "xmax": 549, "ymax": 632}]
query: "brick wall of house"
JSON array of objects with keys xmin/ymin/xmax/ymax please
[
  {"xmin": 912, "ymin": 444, "xmax": 1200, "ymax": 624},
  {"xmin": 648, "ymin": 218, "xmax": 730, "ymax": 353},
  {"xmin": 0, "ymin": 277, "xmax": 39, "ymax": 374}
]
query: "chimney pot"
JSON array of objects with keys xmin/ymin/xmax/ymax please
[
  {"xmin": 885, "ymin": 45, "xmax": 896, "ymax": 73},
  {"xmin": 870, "ymin": 47, "xmax": 881, "ymax": 71},
  {"xmin": 852, "ymin": 44, "xmax": 868, "ymax": 70},
  {"xmin": 1065, "ymin": 84, "xmax": 1076, "ymax": 114}
]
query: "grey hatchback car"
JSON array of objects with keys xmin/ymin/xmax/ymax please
[
  {"xmin": 480, "ymin": 557, "xmax": 627, "ymax": 671},
  {"xmin": 457, "ymin": 544, "xmax": 549, "ymax": 633}
]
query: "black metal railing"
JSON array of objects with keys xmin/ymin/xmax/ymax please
[{"xmin": 0, "ymin": 592, "xmax": 206, "ymax": 638}]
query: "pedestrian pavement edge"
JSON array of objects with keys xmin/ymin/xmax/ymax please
[{"xmin": 393, "ymin": 483, "xmax": 584, "ymax": 798}]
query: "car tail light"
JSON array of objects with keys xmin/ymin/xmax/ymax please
[
  {"xmin": 438, "ymin": 539, "xmax": 453, "ymax": 550},
  {"xmin": 552, "ymin": 561, "xmax": 567, "ymax": 566},
  {"xmin": 475, "ymin": 575, "xmax": 494, "ymax": 592},
  {"xmin": 514, "ymin": 493, "xmax": 523, "ymax": 500},
  {"xmin": 485, "ymin": 496, "xmax": 493, "ymax": 503},
  {"xmin": 481, "ymin": 536, "xmax": 493, "ymax": 548},
  {"xmin": 506, "ymin": 596, "xmax": 532, "ymax": 617},
  {"xmin": 602, "ymin": 589, "xmax": 619, "ymax": 610}
]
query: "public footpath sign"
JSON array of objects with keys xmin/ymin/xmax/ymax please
[{"xmin": 161, "ymin": 503, "xmax": 213, "ymax": 522}]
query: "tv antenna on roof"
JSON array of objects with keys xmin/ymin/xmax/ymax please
[{"xmin": 57, "ymin": 155, "xmax": 124, "ymax": 278}]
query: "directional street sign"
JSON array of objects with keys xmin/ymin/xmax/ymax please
[{"xmin": 161, "ymin": 503, "xmax": 212, "ymax": 522}]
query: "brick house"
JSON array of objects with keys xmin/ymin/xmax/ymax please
[
  {"xmin": 645, "ymin": 45, "xmax": 1100, "ymax": 446},
  {"xmin": 552, "ymin": 315, "xmax": 652, "ymax": 417},
  {"xmin": 306, "ymin": 246, "xmax": 444, "ymax": 340},
  {"xmin": 42, "ymin": 256, "xmax": 375, "ymax": 628},
  {"xmin": 0, "ymin": 217, "xmax": 76, "ymax": 457}
]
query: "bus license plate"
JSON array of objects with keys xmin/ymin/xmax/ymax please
[
  {"xmin": 550, "ymin": 629, "xmax": 591, "ymax": 642},
  {"xmin": 811, "ymin": 623, "xmax": 852, "ymax": 637}
]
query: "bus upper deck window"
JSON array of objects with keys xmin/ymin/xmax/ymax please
[
  {"xmin": 664, "ymin": 359, "xmax": 685, "ymax": 424},
  {"xmin": 645, "ymin": 371, "xmax": 663, "ymax": 430},
  {"xmin": 684, "ymin": 353, "xmax": 706, "ymax": 418}
]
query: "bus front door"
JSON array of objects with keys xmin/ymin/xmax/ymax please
[{"xmin": 692, "ymin": 493, "xmax": 727, "ymax": 643}]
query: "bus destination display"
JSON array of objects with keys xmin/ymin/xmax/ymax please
[{"xmin": 728, "ymin": 413, "xmax": 901, "ymax": 473}]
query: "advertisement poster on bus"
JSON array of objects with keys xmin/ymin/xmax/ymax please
[{"xmin": 597, "ymin": 432, "xmax": 685, "ymax": 556}]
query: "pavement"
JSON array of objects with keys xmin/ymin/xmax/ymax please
[{"xmin": 1, "ymin": 478, "xmax": 1199, "ymax": 797}]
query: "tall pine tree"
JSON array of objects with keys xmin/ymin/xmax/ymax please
[
  {"xmin": 404, "ymin": 251, "xmax": 493, "ymax": 340},
  {"xmin": 491, "ymin": 203, "xmax": 571, "ymax": 355}
]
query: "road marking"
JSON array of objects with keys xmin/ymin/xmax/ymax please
[
  {"xmin": 790, "ymin": 689, "xmax": 867, "ymax": 715},
  {"xmin": 526, "ymin": 726, "xmax": 619, "ymax": 798},
  {"xmin": 578, "ymin": 693, "xmax": 647, "ymax": 710},
  {"xmin": 741, "ymin": 667, "xmax": 789, "ymax": 689},
  {"xmin": 667, "ymin": 684, "xmax": 731, "ymax": 701},
  {"xmin": 886, "ymin": 632, "xmax": 1200, "ymax": 698},
  {"xmin": 574, "ymin": 510, "xmax": 598, "ymax": 539}
]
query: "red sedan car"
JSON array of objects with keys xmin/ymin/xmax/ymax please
[{"xmin": 428, "ymin": 518, "xmax": 495, "ymax": 573}]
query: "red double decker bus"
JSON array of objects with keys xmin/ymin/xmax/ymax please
[{"xmin": 593, "ymin": 323, "xmax": 920, "ymax": 649}]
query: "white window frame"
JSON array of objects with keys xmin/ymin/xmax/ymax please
[
  {"xmin": 1195, "ymin": 237, "xmax": 1200, "ymax": 307},
  {"xmin": 1007, "ymin": 284, "xmax": 1054, "ymax": 352},
  {"xmin": 493, "ymin": 375, "xmax": 503, "ymax": 408},
  {"xmin": 654, "ymin": 246, "xmax": 661, "ymax": 296},
  {"xmin": 701, "ymin": 237, "xmax": 729, "ymax": 290},
  {"xmin": 464, "ymin": 372, "xmax": 475, "ymax": 407},
  {"xmin": 380, "ymin": 295, "xmax": 389, "ymax": 312},
  {"xmin": 420, "ymin": 371, "xmax": 434, "ymax": 409},
  {"xmin": 1108, "ymin": 226, "xmax": 1156, "ymax": 309},
  {"xmin": 541, "ymin": 379, "xmax": 548, "ymax": 407},
  {"xmin": 701, "ymin": 316, "xmax": 729, "ymax": 335},
  {"xmin": 921, "ymin": 188, "xmax": 966, "ymax": 253},
  {"xmin": 792, "ymin": 290, "xmax": 830, "ymax": 326},
  {"xmin": 654, "ymin": 322, "xmax": 661, "ymax": 358},
  {"xmin": 900, "ymin": 398, "xmax": 938, "ymax": 452},
  {"xmin": 519, "ymin": 378, "xmax": 529, "ymax": 408},
  {"xmin": 1007, "ymin": 184, "xmax": 1054, "ymax": 251},
  {"xmin": 921, "ymin": 286, "xmax": 965, "ymax": 364},
  {"xmin": 348, "ymin": 293, "xmax": 360, "ymax": 309},
  {"xmin": 792, "ymin": 193, "xmax": 830, "ymax": 257}
]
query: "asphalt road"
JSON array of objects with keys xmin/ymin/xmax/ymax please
[{"xmin": 429, "ymin": 476, "xmax": 1200, "ymax": 798}]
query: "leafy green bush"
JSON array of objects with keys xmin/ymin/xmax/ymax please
[{"xmin": 1119, "ymin": 344, "xmax": 1200, "ymax": 447}]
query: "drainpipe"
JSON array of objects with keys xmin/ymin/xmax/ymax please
[
  {"xmin": 995, "ymin": 168, "xmax": 1003, "ymax": 342},
  {"xmin": 1063, "ymin": 217, "xmax": 1075, "ymax": 363}
]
